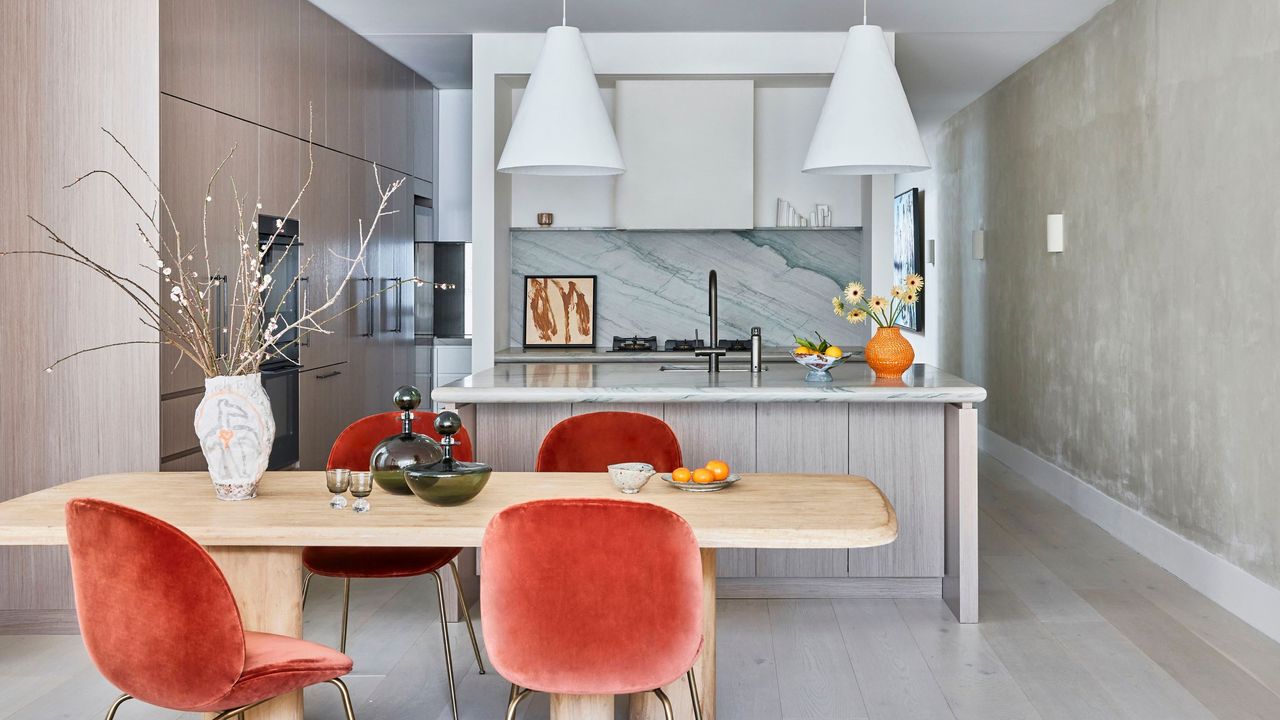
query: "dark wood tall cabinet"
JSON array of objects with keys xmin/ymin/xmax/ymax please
[{"xmin": 158, "ymin": 0, "xmax": 434, "ymax": 472}]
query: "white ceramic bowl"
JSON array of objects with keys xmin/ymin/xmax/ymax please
[{"xmin": 607, "ymin": 462, "xmax": 656, "ymax": 494}]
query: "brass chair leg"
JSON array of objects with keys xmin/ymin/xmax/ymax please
[
  {"xmin": 103, "ymin": 694, "xmax": 131, "ymax": 720},
  {"xmin": 339, "ymin": 577, "xmax": 352, "ymax": 653},
  {"xmin": 327, "ymin": 677, "xmax": 358, "ymax": 720},
  {"xmin": 430, "ymin": 570, "xmax": 460, "ymax": 720},
  {"xmin": 506, "ymin": 686, "xmax": 531, "ymax": 720},
  {"xmin": 448, "ymin": 560, "xmax": 486, "ymax": 674},
  {"xmin": 653, "ymin": 687, "xmax": 675, "ymax": 720},
  {"xmin": 687, "ymin": 669, "xmax": 703, "ymax": 720},
  {"xmin": 301, "ymin": 571, "xmax": 314, "ymax": 611}
]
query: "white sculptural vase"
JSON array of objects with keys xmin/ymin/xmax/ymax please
[{"xmin": 194, "ymin": 373, "xmax": 275, "ymax": 501}]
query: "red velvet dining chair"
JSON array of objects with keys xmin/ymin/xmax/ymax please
[
  {"xmin": 536, "ymin": 411, "xmax": 684, "ymax": 472},
  {"xmin": 65, "ymin": 498, "xmax": 357, "ymax": 720},
  {"xmin": 482, "ymin": 498, "xmax": 705, "ymax": 720},
  {"xmin": 301, "ymin": 410, "xmax": 484, "ymax": 720}
]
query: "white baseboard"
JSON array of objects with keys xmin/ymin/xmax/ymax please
[{"xmin": 980, "ymin": 428, "xmax": 1280, "ymax": 644}]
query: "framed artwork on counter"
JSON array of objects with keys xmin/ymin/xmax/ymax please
[
  {"xmin": 523, "ymin": 275, "xmax": 597, "ymax": 348},
  {"xmin": 893, "ymin": 188, "xmax": 925, "ymax": 332}
]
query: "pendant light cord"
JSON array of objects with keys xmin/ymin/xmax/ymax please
[
  {"xmin": 562, "ymin": 0, "xmax": 567, "ymax": 26},
  {"xmin": 863, "ymin": 0, "xmax": 868, "ymax": 25}
]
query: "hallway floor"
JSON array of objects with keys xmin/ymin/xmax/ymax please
[{"xmin": 2, "ymin": 454, "xmax": 1278, "ymax": 719}]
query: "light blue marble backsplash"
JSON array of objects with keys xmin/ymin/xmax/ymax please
[{"xmin": 509, "ymin": 228, "xmax": 868, "ymax": 348}]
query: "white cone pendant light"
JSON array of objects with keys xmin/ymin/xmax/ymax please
[
  {"xmin": 803, "ymin": 3, "xmax": 929, "ymax": 175},
  {"xmin": 497, "ymin": 3, "xmax": 623, "ymax": 176}
]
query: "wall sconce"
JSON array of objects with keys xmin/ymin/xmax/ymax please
[
  {"xmin": 1047, "ymin": 214, "xmax": 1065, "ymax": 253},
  {"xmin": 973, "ymin": 230, "xmax": 985, "ymax": 260}
]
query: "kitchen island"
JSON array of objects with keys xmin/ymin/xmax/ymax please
[{"xmin": 435, "ymin": 361, "xmax": 984, "ymax": 623}]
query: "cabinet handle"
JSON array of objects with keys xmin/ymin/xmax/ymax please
[
  {"xmin": 298, "ymin": 276, "xmax": 310, "ymax": 347},
  {"xmin": 213, "ymin": 274, "xmax": 229, "ymax": 357},
  {"xmin": 390, "ymin": 277, "xmax": 403, "ymax": 333},
  {"xmin": 316, "ymin": 370, "xmax": 342, "ymax": 380},
  {"xmin": 361, "ymin": 277, "xmax": 375, "ymax": 337}
]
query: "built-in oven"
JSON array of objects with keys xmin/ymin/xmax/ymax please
[{"xmin": 259, "ymin": 215, "xmax": 301, "ymax": 469}]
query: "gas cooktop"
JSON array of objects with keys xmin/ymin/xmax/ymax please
[{"xmin": 608, "ymin": 335, "xmax": 754, "ymax": 352}]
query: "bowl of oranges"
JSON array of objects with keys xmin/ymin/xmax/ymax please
[
  {"xmin": 662, "ymin": 459, "xmax": 739, "ymax": 492},
  {"xmin": 791, "ymin": 332, "xmax": 846, "ymax": 382}
]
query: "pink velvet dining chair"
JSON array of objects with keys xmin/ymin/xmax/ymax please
[
  {"xmin": 300, "ymin": 410, "xmax": 484, "ymax": 720},
  {"xmin": 482, "ymin": 498, "xmax": 705, "ymax": 720},
  {"xmin": 65, "ymin": 498, "xmax": 357, "ymax": 720},
  {"xmin": 535, "ymin": 411, "xmax": 684, "ymax": 472}
]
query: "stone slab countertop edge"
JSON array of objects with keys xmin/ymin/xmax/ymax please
[
  {"xmin": 494, "ymin": 347, "xmax": 863, "ymax": 364},
  {"xmin": 433, "ymin": 361, "xmax": 986, "ymax": 404}
]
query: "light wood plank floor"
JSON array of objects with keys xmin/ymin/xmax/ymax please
[{"xmin": 2, "ymin": 453, "xmax": 1279, "ymax": 719}]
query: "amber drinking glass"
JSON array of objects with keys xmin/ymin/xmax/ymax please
[
  {"xmin": 350, "ymin": 471, "xmax": 373, "ymax": 513},
  {"xmin": 325, "ymin": 469, "xmax": 351, "ymax": 510}
]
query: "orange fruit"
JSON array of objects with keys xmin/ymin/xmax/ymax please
[
  {"xmin": 794, "ymin": 346, "xmax": 815, "ymax": 355},
  {"xmin": 692, "ymin": 468, "xmax": 715, "ymax": 484},
  {"xmin": 705, "ymin": 460, "xmax": 730, "ymax": 481},
  {"xmin": 672, "ymin": 467, "xmax": 692, "ymax": 483}
]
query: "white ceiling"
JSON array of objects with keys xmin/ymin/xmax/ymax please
[{"xmin": 312, "ymin": 0, "xmax": 1113, "ymax": 133}]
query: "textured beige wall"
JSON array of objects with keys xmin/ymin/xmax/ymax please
[{"xmin": 934, "ymin": 0, "xmax": 1280, "ymax": 585}]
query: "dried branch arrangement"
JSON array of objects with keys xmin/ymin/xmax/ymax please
[{"xmin": 2, "ymin": 126, "xmax": 418, "ymax": 378}]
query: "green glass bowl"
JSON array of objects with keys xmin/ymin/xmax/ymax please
[{"xmin": 404, "ymin": 460, "xmax": 492, "ymax": 506}]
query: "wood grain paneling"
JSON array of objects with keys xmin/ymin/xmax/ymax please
[
  {"xmin": 257, "ymin": 0, "xmax": 301, "ymax": 137},
  {"xmin": 663, "ymin": 403, "xmax": 759, "ymax": 577},
  {"xmin": 324, "ymin": 12, "xmax": 352, "ymax": 155},
  {"xmin": 475, "ymin": 403, "xmax": 573, "ymax": 472},
  {"xmin": 298, "ymin": 0, "xmax": 328, "ymax": 145},
  {"xmin": 160, "ymin": 393, "xmax": 203, "ymax": 458},
  {"xmin": 0, "ymin": 0, "xmax": 159, "ymax": 613},
  {"xmin": 755, "ymin": 404, "xmax": 851, "ymax": 578},
  {"xmin": 298, "ymin": 363, "xmax": 348, "ymax": 469},
  {"xmin": 297, "ymin": 145, "xmax": 350, "ymax": 370},
  {"xmin": 847, "ymin": 403, "xmax": 945, "ymax": 577}
]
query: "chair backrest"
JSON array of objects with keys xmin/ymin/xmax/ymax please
[
  {"xmin": 481, "ymin": 498, "xmax": 703, "ymax": 694},
  {"xmin": 535, "ymin": 411, "xmax": 683, "ymax": 472},
  {"xmin": 327, "ymin": 410, "xmax": 474, "ymax": 470},
  {"xmin": 65, "ymin": 499, "xmax": 245, "ymax": 710}
]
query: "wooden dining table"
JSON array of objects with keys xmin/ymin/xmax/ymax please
[{"xmin": 0, "ymin": 471, "xmax": 897, "ymax": 720}]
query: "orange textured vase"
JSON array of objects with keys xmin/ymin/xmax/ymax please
[{"xmin": 865, "ymin": 326, "xmax": 915, "ymax": 378}]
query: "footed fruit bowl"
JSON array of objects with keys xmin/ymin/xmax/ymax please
[{"xmin": 791, "ymin": 350, "xmax": 847, "ymax": 382}]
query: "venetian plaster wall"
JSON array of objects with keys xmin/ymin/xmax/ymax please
[{"xmin": 934, "ymin": 0, "xmax": 1280, "ymax": 585}]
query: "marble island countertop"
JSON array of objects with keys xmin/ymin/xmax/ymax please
[
  {"xmin": 434, "ymin": 361, "xmax": 986, "ymax": 404},
  {"xmin": 494, "ymin": 346, "xmax": 850, "ymax": 364}
]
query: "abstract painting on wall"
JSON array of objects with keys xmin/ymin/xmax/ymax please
[
  {"xmin": 893, "ymin": 188, "xmax": 925, "ymax": 332},
  {"xmin": 523, "ymin": 275, "xmax": 597, "ymax": 348}
]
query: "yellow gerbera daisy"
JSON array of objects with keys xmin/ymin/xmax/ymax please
[
  {"xmin": 842, "ymin": 282, "xmax": 865, "ymax": 304},
  {"xmin": 832, "ymin": 297, "xmax": 845, "ymax": 315},
  {"xmin": 904, "ymin": 292, "xmax": 919, "ymax": 305},
  {"xmin": 905, "ymin": 273, "xmax": 924, "ymax": 292},
  {"xmin": 868, "ymin": 295, "xmax": 888, "ymax": 311},
  {"xmin": 891, "ymin": 285, "xmax": 906, "ymax": 299},
  {"xmin": 846, "ymin": 309, "xmax": 867, "ymax": 324}
]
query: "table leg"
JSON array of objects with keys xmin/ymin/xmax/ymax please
[
  {"xmin": 206, "ymin": 546, "xmax": 305, "ymax": 720},
  {"xmin": 629, "ymin": 548, "xmax": 717, "ymax": 720},
  {"xmin": 944, "ymin": 404, "xmax": 979, "ymax": 623},
  {"xmin": 551, "ymin": 694, "xmax": 615, "ymax": 719}
]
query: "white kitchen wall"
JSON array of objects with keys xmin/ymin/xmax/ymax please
[
  {"xmin": 509, "ymin": 87, "xmax": 617, "ymax": 228},
  {"xmin": 506, "ymin": 84, "xmax": 863, "ymax": 231},
  {"xmin": 436, "ymin": 89, "xmax": 473, "ymax": 241},
  {"xmin": 894, "ymin": 133, "xmax": 940, "ymax": 366},
  {"xmin": 754, "ymin": 86, "xmax": 861, "ymax": 227}
]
